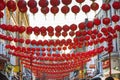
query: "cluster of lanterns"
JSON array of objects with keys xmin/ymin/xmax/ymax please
[
  {"xmin": 0, "ymin": 0, "xmax": 120, "ymax": 79},
  {"xmin": 0, "ymin": 0, "xmax": 119, "ymax": 19}
]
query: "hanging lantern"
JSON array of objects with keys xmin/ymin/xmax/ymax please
[
  {"xmin": 28, "ymin": 0, "xmax": 37, "ymax": 8},
  {"xmin": 93, "ymin": 18, "xmax": 101, "ymax": 26},
  {"xmin": 78, "ymin": 22, "xmax": 86, "ymax": 30},
  {"xmin": 90, "ymin": 2, "xmax": 99, "ymax": 11},
  {"xmin": 111, "ymin": 14, "xmax": 120, "ymax": 23},
  {"xmin": 112, "ymin": 1, "xmax": 120, "ymax": 10},
  {"xmin": 17, "ymin": 0, "xmax": 26, "ymax": 9},
  {"xmin": 61, "ymin": 6, "xmax": 70, "ymax": 17},
  {"xmin": 30, "ymin": 7, "xmax": 38, "ymax": 14},
  {"xmin": 51, "ymin": 6, "xmax": 59, "ymax": 18},
  {"xmin": 0, "ymin": 0, "xmax": 6, "ymax": 11},
  {"xmin": 19, "ymin": 6, "xmax": 28, "ymax": 13},
  {"xmin": 41, "ymin": 7, "xmax": 49, "ymax": 15},
  {"xmin": 47, "ymin": 26, "xmax": 54, "ymax": 33},
  {"xmin": 50, "ymin": 0, "xmax": 60, "ymax": 7},
  {"xmin": 76, "ymin": 31, "xmax": 81, "ymax": 37},
  {"xmin": 71, "ymin": 5, "xmax": 80, "ymax": 18},
  {"xmin": 86, "ymin": 21, "xmax": 94, "ymax": 29},
  {"xmin": 62, "ymin": 32, "xmax": 68, "ymax": 37},
  {"xmin": 33, "ymin": 26, "xmax": 40, "ymax": 36},
  {"xmin": 69, "ymin": 31, "xmax": 75, "ymax": 37},
  {"xmin": 18, "ymin": 26, "xmax": 26, "ymax": 33},
  {"xmin": 55, "ymin": 25, "xmax": 62, "ymax": 33},
  {"xmin": 19, "ymin": 38, "xmax": 24, "ymax": 43},
  {"xmin": 39, "ymin": 0, "xmax": 49, "ymax": 8},
  {"xmin": 101, "ymin": 3, "xmax": 111, "ymax": 11},
  {"xmin": 7, "ymin": 0, "xmax": 17, "ymax": 12},
  {"xmin": 40, "ymin": 26, "xmax": 46, "ymax": 33},
  {"xmin": 63, "ymin": 25, "xmax": 69, "ymax": 32},
  {"xmin": 62, "ymin": 0, "xmax": 72, "ymax": 5},
  {"xmin": 82, "ymin": 4, "xmax": 90, "ymax": 14},
  {"xmin": 70, "ymin": 24, "xmax": 77, "ymax": 31},
  {"xmin": 102, "ymin": 17, "xmax": 110, "ymax": 25},
  {"xmin": 26, "ymin": 26, "xmax": 33, "ymax": 35},
  {"xmin": 0, "ymin": 11, "xmax": 3, "ymax": 18},
  {"xmin": 31, "ymin": 39, "xmax": 36, "ymax": 45},
  {"xmin": 25, "ymin": 39, "xmax": 31, "ymax": 44},
  {"xmin": 48, "ymin": 32, "xmax": 54, "ymax": 37},
  {"xmin": 75, "ymin": 0, "xmax": 85, "ymax": 5},
  {"xmin": 55, "ymin": 32, "xmax": 61, "ymax": 37}
]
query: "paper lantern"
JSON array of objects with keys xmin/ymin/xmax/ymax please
[
  {"xmin": 51, "ymin": 6, "xmax": 59, "ymax": 15},
  {"xmin": 41, "ymin": 7, "xmax": 49, "ymax": 15},
  {"xmin": 70, "ymin": 24, "xmax": 77, "ymax": 31},
  {"xmin": 102, "ymin": 17, "xmax": 110, "ymax": 25},
  {"xmin": 69, "ymin": 31, "xmax": 75, "ymax": 37},
  {"xmin": 39, "ymin": 0, "xmax": 49, "ymax": 8},
  {"xmin": 33, "ymin": 26, "xmax": 40, "ymax": 36},
  {"xmin": 63, "ymin": 25, "xmax": 69, "ymax": 32},
  {"xmin": 62, "ymin": 32, "xmax": 68, "ymax": 37},
  {"xmin": 90, "ymin": 2, "xmax": 99, "ymax": 11},
  {"xmin": 55, "ymin": 32, "xmax": 61, "ymax": 37},
  {"xmin": 19, "ymin": 6, "xmax": 28, "ymax": 13},
  {"xmin": 31, "ymin": 40, "xmax": 36, "ymax": 45},
  {"xmin": 86, "ymin": 21, "xmax": 94, "ymax": 28},
  {"xmin": 93, "ymin": 18, "xmax": 101, "ymax": 26},
  {"xmin": 50, "ymin": 0, "xmax": 60, "ymax": 7},
  {"xmin": 76, "ymin": 31, "xmax": 81, "ymax": 37},
  {"xmin": 17, "ymin": 0, "xmax": 26, "ymax": 9},
  {"xmin": 26, "ymin": 26, "xmax": 33, "ymax": 35},
  {"xmin": 48, "ymin": 32, "xmax": 54, "ymax": 37},
  {"xmin": 112, "ymin": 1, "xmax": 120, "ymax": 10},
  {"xmin": 78, "ymin": 22, "xmax": 86, "ymax": 30},
  {"xmin": 18, "ymin": 26, "xmax": 25, "ymax": 33},
  {"xmin": 82, "ymin": 5, "xmax": 90, "ymax": 13},
  {"xmin": 62, "ymin": 0, "xmax": 72, "ymax": 5},
  {"xmin": 47, "ymin": 26, "xmax": 54, "ymax": 33},
  {"xmin": 25, "ymin": 39, "xmax": 31, "ymax": 44},
  {"xmin": 7, "ymin": 0, "xmax": 16, "ymax": 12},
  {"xmin": 0, "ymin": 1, "xmax": 6, "ymax": 11},
  {"xmin": 76, "ymin": 0, "xmax": 85, "ymax": 4},
  {"xmin": 19, "ymin": 38, "xmax": 24, "ymax": 43},
  {"xmin": 111, "ymin": 14, "xmax": 120, "ymax": 23},
  {"xmin": 55, "ymin": 25, "xmax": 62, "ymax": 33},
  {"xmin": 61, "ymin": 6, "xmax": 70, "ymax": 16},
  {"xmin": 71, "ymin": 5, "xmax": 80, "ymax": 15},
  {"xmin": 28, "ymin": 0, "xmax": 37, "ymax": 8},
  {"xmin": 101, "ymin": 3, "xmax": 111, "ymax": 11},
  {"xmin": 30, "ymin": 7, "xmax": 38, "ymax": 14}
]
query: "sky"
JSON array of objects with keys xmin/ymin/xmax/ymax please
[{"xmin": 26, "ymin": 0, "xmax": 102, "ymax": 40}]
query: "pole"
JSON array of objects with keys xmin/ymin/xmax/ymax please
[{"xmin": 109, "ymin": 52, "xmax": 112, "ymax": 76}]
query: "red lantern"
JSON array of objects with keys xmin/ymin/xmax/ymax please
[
  {"xmin": 14, "ymin": 38, "xmax": 19, "ymax": 42},
  {"xmin": 26, "ymin": 26, "xmax": 33, "ymax": 35},
  {"xmin": 112, "ymin": 1, "xmax": 120, "ymax": 10},
  {"xmin": 85, "ymin": 35, "xmax": 90, "ymax": 41},
  {"xmin": 30, "ymin": 7, "xmax": 38, "ymax": 14},
  {"xmin": 19, "ymin": 38, "xmax": 24, "ymax": 43},
  {"xmin": 48, "ymin": 32, "xmax": 54, "ymax": 37},
  {"xmin": 25, "ymin": 39, "xmax": 31, "ymax": 44},
  {"xmin": 18, "ymin": 26, "xmax": 25, "ymax": 33},
  {"xmin": 39, "ymin": 0, "xmax": 49, "ymax": 8},
  {"xmin": 40, "ymin": 26, "xmax": 46, "ymax": 33},
  {"xmin": 69, "ymin": 31, "xmax": 75, "ymax": 37},
  {"xmin": 70, "ymin": 24, "xmax": 77, "ymax": 31},
  {"xmin": 19, "ymin": 6, "xmax": 28, "ymax": 13},
  {"xmin": 102, "ymin": 17, "xmax": 110, "ymax": 25},
  {"xmin": 55, "ymin": 32, "xmax": 61, "ymax": 37},
  {"xmin": 47, "ymin": 26, "xmax": 54, "ymax": 33},
  {"xmin": 101, "ymin": 3, "xmax": 111, "ymax": 11},
  {"xmin": 51, "ymin": 6, "xmax": 59, "ymax": 15},
  {"xmin": 55, "ymin": 25, "xmax": 62, "ymax": 33},
  {"xmin": 90, "ymin": 2, "xmax": 99, "ymax": 11},
  {"xmin": 78, "ymin": 22, "xmax": 85, "ymax": 30},
  {"xmin": 0, "ymin": 11, "xmax": 3, "ymax": 18},
  {"xmin": 62, "ymin": 0, "xmax": 72, "ymax": 5},
  {"xmin": 86, "ymin": 21, "xmax": 94, "ymax": 28},
  {"xmin": 82, "ymin": 5, "xmax": 90, "ymax": 14},
  {"xmin": 63, "ymin": 25, "xmax": 69, "ymax": 32},
  {"xmin": 0, "ymin": 1, "xmax": 6, "ymax": 11},
  {"xmin": 34, "ymin": 26, "xmax": 40, "ymax": 36},
  {"xmin": 76, "ymin": 31, "xmax": 81, "ymax": 37},
  {"xmin": 31, "ymin": 39, "xmax": 36, "ymax": 45},
  {"xmin": 87, "ymin": 30, "xmax": 92, "ymax": 35},
  {"xmin": 50, "ymin": 0, "xmax": 60, "ymax": 7},
  {"xmin": 76, "ymin": 0, "xmax": 85, "ymax": 4},
  {"xmin": 93, "ymin": 18, "xmax": 101, "ymax": 26},
  {"xmin": 41, "ymin": 32, "xmax": 47, "ymax": 36},
  {"xmin": 41, "ymin": 7, "xmax": 49, "ymax": 15},
  {"xmin": 17, "ymin": 0, "xmax": 26, "ymax": 9},
  {"xmin": 62, "ymin": 32, "xmax": 68, "ymax": 37},
  {"xmin": 71, "ymin": 5, "xmax": 80, "ymax": 15},
  {"xmin": 61, "ymin": 6, "xmax": 70, "ymax": 15},
  {"xmin": 28, "ymin": 0, "xmax": 37, "ymax": 8},
  {"xmin": 7, "ymin": 0, "xmax": 17, "ymax": 12},
  {"xmin": 114, "ymin": 25, "xmax": 120, "ymax": 32},
  {"xmin": 111, "ymin": 15, "xmax": 120, "ymax": 23}
]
